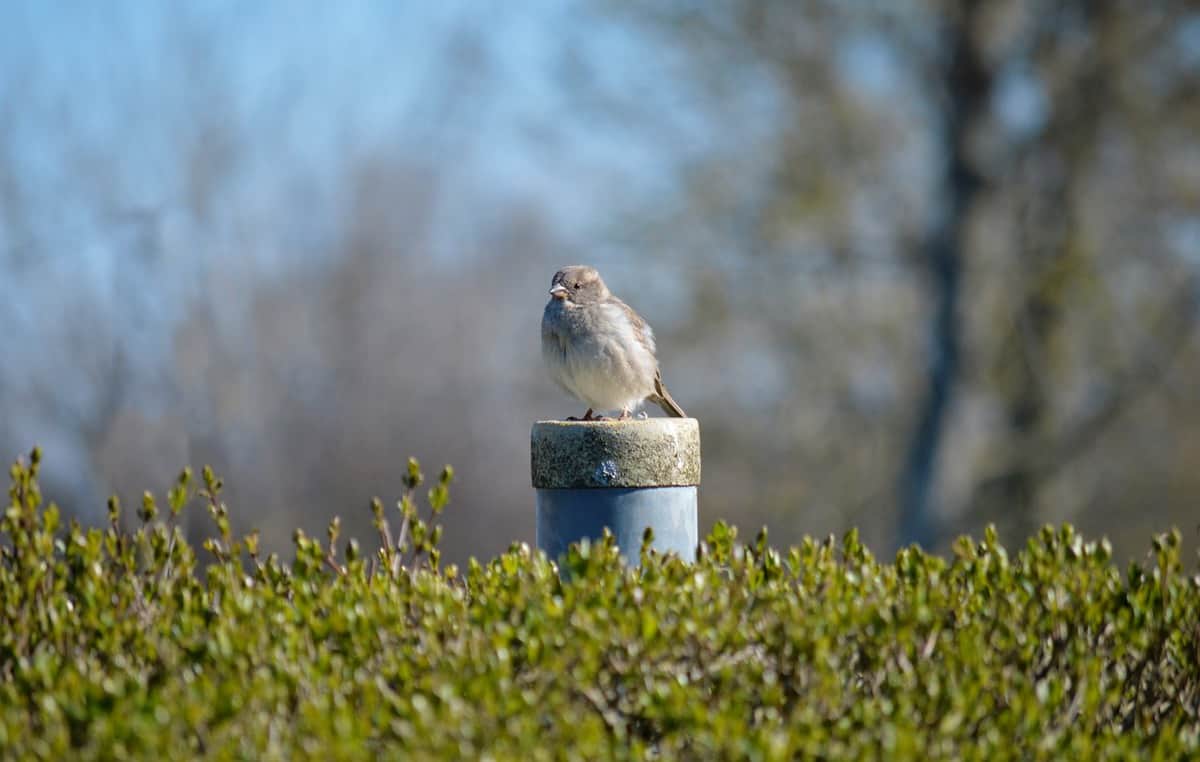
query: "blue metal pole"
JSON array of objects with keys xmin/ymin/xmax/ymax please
[{"xmin": 531, "ymin": 419, "xmax": 700, "ymax": 565}]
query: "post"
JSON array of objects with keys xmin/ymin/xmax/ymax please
[{"xmin": 531, "ymin": 418, "xmax": 700, "ymax": 565}]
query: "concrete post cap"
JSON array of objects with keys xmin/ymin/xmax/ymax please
[{"xmin": 531, "ymin": 418, "xmax": 701, "ymax": 489}]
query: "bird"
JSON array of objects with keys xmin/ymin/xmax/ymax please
[{"xmin": 541, "ymin": 265, "xmax": 687, "ymax": 421}]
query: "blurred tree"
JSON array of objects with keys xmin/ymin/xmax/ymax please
[
  {"xmin": 960, "ymin": 1, "xmax": 1200, "ymax": 544},
  {"xmin": 589, "ymin": 0, "xmax": 1200, "ymax": 554},
  {"xmin": 1, "ymin": 1, "xmax": 1196, "ymax": 564},
  {"xmin": 0, "ymin": 6, "xmax": 569, "ymax": 560}
]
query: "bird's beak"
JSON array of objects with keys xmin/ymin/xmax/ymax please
[{"xmin": 549, "ymin": 284, "xmax": 569, "ymax": 299}]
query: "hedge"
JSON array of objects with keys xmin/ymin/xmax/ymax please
[{"xmin": 2, "ymin": 447, "xmax": 1198, "ymax": 759}]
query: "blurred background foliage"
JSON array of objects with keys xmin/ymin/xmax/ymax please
[{"xmin": 1, "ymin": 1, "xmax": 1198, "ymax": 564}]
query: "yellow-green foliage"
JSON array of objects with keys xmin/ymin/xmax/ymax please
[{"xmin": 2, "ymin": 448, "xmax": 1199, "ymax": 760}]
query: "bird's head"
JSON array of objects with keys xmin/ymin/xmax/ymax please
[{"xmin": 549, "ymin": 265, "xmax": 608, "ymax": 305}]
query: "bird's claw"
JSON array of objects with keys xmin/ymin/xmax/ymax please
[{"xmin": 564, "ymin": 409, "xmax": 633, "ymax": 422}]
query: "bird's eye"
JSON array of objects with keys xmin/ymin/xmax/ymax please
[{"xmin": 573, "ymin": 283, "xmax": 582, "ymax": 289}]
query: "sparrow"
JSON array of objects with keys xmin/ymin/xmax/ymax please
[{"xmin": 541, "ymin": 265, "xmax": 687, "ymax": 420}]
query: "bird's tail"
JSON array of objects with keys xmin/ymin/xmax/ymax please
[{"xmin": 650, "ymin": 372, "xmax": 687, "ymax": 418}]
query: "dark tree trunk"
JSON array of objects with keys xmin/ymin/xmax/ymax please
[{"xmin": 898, "ymin": 0, "xmax": 990, "ymax": 549}]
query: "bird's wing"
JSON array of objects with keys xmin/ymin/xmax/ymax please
[
  {"xmin": 610, "ymin": 296, "xmax": 687, "ymax": 417},
  {"xmin": 610, "ymin": 297, "xmax": 656, "ymax": 356}
]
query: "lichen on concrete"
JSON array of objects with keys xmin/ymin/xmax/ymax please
[{"xmin": 530, "ymin": 418, "xmax": 701, "ymax": 488}]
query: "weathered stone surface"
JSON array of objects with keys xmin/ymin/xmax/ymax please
[{"xmin": 530, "ymin": 418, "xmax": 701, "ymax": 488}]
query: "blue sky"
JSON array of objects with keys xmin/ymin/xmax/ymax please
[{"xmin": 0, "ymin": 1, "xmax": 729, "ymax": 265}]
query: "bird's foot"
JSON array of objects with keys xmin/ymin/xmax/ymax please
[
  {"xmin": 566, "ymin": 408, "xmax": 596, "ymax": 422},
  {"xmin": 618, "ymin": 409, "xmax": 633, "ymax": 421}
]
